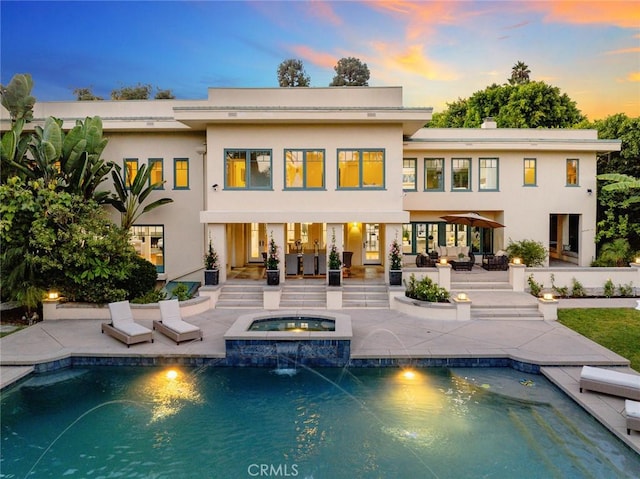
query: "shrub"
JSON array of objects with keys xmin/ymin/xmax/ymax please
[
  {"xmin": 131, "ymin": 289, "xmax": 167, "ymax": 304},
  {"xmin": 404, "ymin": 274, "xmax": 450, "ymax": 303},
  {"xmin": 603, "ymin": 279, "xmax": 615, "ymax": 298},
  {"xmin": 618, "ymin": 282, "xmax": 634, "ymax": 297},
  {"xmin": 172, "ymin": 283, "xmax": 192, "ymax": 301},
  {"xmin": 506, "ymin": 239, "xmax": 547, "ymax": 266},
  {"xmin": 527, "ymin": 274, "xmax": 543, "ymax": 297},
  {"xmin": 120, "ymin": 255, "xmax": 158, "ymax": 300},
  {"xmin": 593, "ymin": 238, "xmax": 631, "ymax": 267},
  {"xmin": 570, "ymin": 278, "xmax": 586, "ymax": 298},
  {"xmin": 550, "ymin": 274, "xmax": 569, "ymax": 298}
]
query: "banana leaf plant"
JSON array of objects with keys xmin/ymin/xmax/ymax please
[{"xmin": 110, "ymin": 163, "xmax": 174, "ymax": 230}]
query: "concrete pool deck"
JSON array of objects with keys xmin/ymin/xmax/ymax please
[{"xmin": 1, "ymin": 296, "xmax": 639, "ymax": 454}]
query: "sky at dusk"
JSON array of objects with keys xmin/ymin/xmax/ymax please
[{"xmin": 1, "ymin": 0, "xmax": 639, "ymax": 120}]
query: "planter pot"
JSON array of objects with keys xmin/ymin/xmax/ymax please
[
  {"xmin": 328, "ymin": 269, "xmax": 341, "ymax": 286},
  {"xmin": 204, "ymin": 269, "xmax": 219, "ymax": 286},
  {"xmin": 389, "ymin": 270, "xmax": 402, "ymax": 286},
  {"xmin": 266, "ymin": 269, "xmax": 280, "ymax": 286}
]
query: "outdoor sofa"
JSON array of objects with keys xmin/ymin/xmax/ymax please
[
  {"xmin": 579, "ymin": 365, "xmax": 640, "ymax": 400},
  {"xmin": 626, "ymin": 400, "xmax": 640, "ymax": 435},
  {"xmin": 102, "ymin": 300, "xmax": 154, "ymax": 347},
  {"xmin": 153, "ymin": 299, "xmax": 203, "ymax": 345},
  {"xmin": 482, "ymin": 252, "xmax": 509, "ymax": 271}
]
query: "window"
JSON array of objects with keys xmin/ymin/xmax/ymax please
[
  {"xmin": 524, "ymin": 158, "xmax": 536, "ymax": 186},
  {"xmin": 284, "ymin": 149, "xmax": 324, "ymax": 189},
  {"xmin": 451, "ymin": 158, "xmax": 471, "ymax": 191},
  {"xmin": 424, "ymin": 158, "xmax": 444, "ymax": 191},
  {"xmin": 479, "ymin": 158, "xmax": 498, "ymax": 191},
  {"xmin": 337, "ymin": 149, "xmax": 384, "ymax": 189},
  {"xmin": 225, "ymin": 149, "xmax": 272, "ymax": 189},
  {"xmin": 402, "ymin": 158, "xmax": 416, "ymax": 191},
  {"xmin": 124, "ymin": 158, "xmax": 138, "ymax": 188},
  {"xmin": 566, "ymin": 159, "xmax": 578, "ymax": 186},
  {"xmin": 130, "ymin": 225, "xmax": 164, "ymax": 273},
  {"xmin": 174, "ymin": 158, "xmax": 189, "ymax": 189},
  {"xmin": 149, "ymin": 158, "xmax": 163, "ymax": 189}
]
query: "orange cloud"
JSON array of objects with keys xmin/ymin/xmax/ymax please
[
  {"xmin": 531, "ymin": 1, "xmax": 640, "ymax": 29},
  {"xmin": 604, "ymin": 47, "xmax": 640, "ymax": 55},
  {"xmin": 627, "ymin": 72, "xmax": 640, "ymax": 82},
  {"xmin": 305, "ymin": 1, "xmax": 342, "ymax": 26},
  {"xmin": 372, "ymin": 42, "xmax": 457, "ymax": 81},
  {"xmin": 290, "ymin": 45, "xmax": 337, "ymax": 69}
]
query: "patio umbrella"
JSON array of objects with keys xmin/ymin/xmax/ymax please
[{"xmin": 440, "ymin": 212, "xmax": 505, "ymax": 229}]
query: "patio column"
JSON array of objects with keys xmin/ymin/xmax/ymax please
[
  {"xmin": 509, "ymin": 262, "xmax": 526, "ymax": 292},
  {"xmin": 208, "ymin": 223, "xmax": 226, "ymax": 283},
  {"xmin": 384, "ymin": 224, "xmax": 403, "ymax": 285},
  {"xmin": 327, "ymin": 223, "xmax": 344, "ymax": 284}
]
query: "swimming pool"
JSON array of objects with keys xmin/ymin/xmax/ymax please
[{"xmin": 2, "ymin": 366, "xmax": 639, "ymax": 478}]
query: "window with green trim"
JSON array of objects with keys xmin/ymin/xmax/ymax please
[
  {"xmin": 284, "ymin": 149, "xmax": 324, "ymax": 189},
  {"xmin": 566, "ymin": 159, "xmax": 578, "ymax": 186},
  {"xmin": 524, "ymin": 158, "xmax": 536, "ymax": 186},
  {"xmin": 174, "ymin": 158, "xmax": 189, "ymax": 189},
  {"xmin": 130, "ymin": 225, "xmax": 164, "ymax": 273},
  {"xmin": 124, "ymin": 158, "xmax": 138, "ymax": 188},
  {"xmin": 337, "ymin": 149, "xmax": 384, "ymax": 189},
  {"xmin": 451, "ymin": 158, "xmax": 471, "ymax": 191},
  {"xmin": 149, "ymin": 158, "xmax": 164, "ymax": 189},
  {"xmin": 479, "ymin": 158, "xmax": 498, "ymax": 191},
  {"xmin": 424, "ymin": 158, "xmax": 444, "ymax": 191},
  {"xmin": 403, "ymin": 158, "xmax": 416, "ymax": 191},
  {"xmin": 225, "ymin": 149, "xmax": 272, "ymax": 189}
]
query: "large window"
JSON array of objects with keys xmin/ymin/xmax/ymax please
[
  {"xmin": 424, "ymin": 158, "xmax": 444, "ymax": 191},
  {"xmin": 337, "ymin": 149, "xmax": 384, "ymax": 189},
  {"xmin": 149, "ymin": 158, "xmax": 163, "ymax": 189},
  {"xmin": 523, "ymin": 158, "xmax": 536, "ymax": 186},
  {"xmin": 174, "ymin": 158, "xmax": 189, "ymax": 189},
  {"xmin": 403, "ymin": 158, "xmax": 416, "ymax": 191},
  {"xmin": 124, "ymin": 158, "xmax": 138, "ymax": 188},
  {"xmin": 479, "ymin": 158, "xmax": 498, "ymax": 191},
  {"xmin": 451, "ymin": 158, "xmax": 471, "ymax": 191},
  {"xmin": 284, "ymin": 149, "xmax": 324, "ymax": 189},
  {"xmin": 225, "ymin": 149, "xmax": 272, "ymax": 189},
  {"xmin": 130, "ymin": 225, "xmax": 164, "ymax": 273},
  {"xmin": 566, "ymin": 159, "xmax": 579, "ymax": 186}
]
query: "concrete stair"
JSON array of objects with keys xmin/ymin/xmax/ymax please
[
  {"xmin": 451, "ymin": 281, "xmax": 512, "ymax": 291},
  {"xmin": 279, "ymin": 281, "xmax": 326, "ymax": 309},
  {"xmin": 342, "ymin": 283, "xmax": 389, "ymax": 309},
  {"xmin": 470, "ymin": 303, "xmax": 543, "ymax": 320},
  {"xmin": 215, "ymin": 283, "xmax": 263, "ymax": 309}
]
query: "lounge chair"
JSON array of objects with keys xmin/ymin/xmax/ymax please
[
  {"xmin": 102, "ymin": 300, "xmax": 154, "ymax": 347},
  {"xmin": 153, "ymin": 299, "xmax": 203, "ymax": 345},
  {"xmin": 579, "ymin": 366, "xmax": 640, "ymax": 400},
  {"xmin": 626, "ymin": 400, "xmax": 640, "ymax": 435}
]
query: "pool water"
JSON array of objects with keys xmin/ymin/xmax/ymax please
[{"xmin": 1, "ymin": 367, "xmax": 638, "ymax": 478}]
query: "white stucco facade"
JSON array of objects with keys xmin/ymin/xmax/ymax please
[{"xmin": 1, "ymin": 87, "xmax": 621, "ymax": 284}]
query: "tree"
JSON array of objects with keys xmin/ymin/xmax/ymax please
[
  {"xmin": 277, "ymin": 59, "xmax": 310, "ymax": 87},
  {"xmin": 428, "ymin": 81, "xmax": 584, "ymax": 128},
  {"xmin": 154, "ymin": 88, "xmax": 175, "ymax": 99},
  {"xmin": 509, "ymin": 61, "xmax": 531, "ymax": 85},
  {"xmin": 73, "ymin": 87, "xmax": 103, "ymax": 101},
  {"xmin": 329, "ymin": 57, "xmax": 370, "ymax": 86},
  {"xmin": 111, "ymin": 83, "xmax": 152, "ymax": 100},
  {"xmin": 110, "ymin": 163, "xmax": 174, "ymax": 230}
]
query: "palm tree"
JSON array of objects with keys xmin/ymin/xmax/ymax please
[
  {"xmin": 509, "ymin": 61, "xmax": 531, "ymax": 85},
  {"xmin": 110, "ymin": 163, "xmax": 174, "ymax": 230}
]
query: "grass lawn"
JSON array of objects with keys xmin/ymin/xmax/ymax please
[{"xmin": 558, "ymin": 308, "xmax": 640, "ymax": 371}]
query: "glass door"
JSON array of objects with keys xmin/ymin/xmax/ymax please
[
  {"xmin": 363, "ymin": 223, "xmax": 380, "ymax": 264},
  {"xmin": 249, "ymin": 222, "xmax": 266, "ymax": 263}
]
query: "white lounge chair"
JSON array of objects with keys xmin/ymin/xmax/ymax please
[
  {"xmin": 153, "ymin": 299, "xmax": 203, "ymax": 345},
  {"xmin": 626, "ymin": 400, "xmax": 640, "ymax": 435},
  {"xmin": 579, "ymin": 366, "xmax": 640, "ymax": 400},
  {"xmin": 102, "ymin": 300, "xmax": 154, "ymax": 347}
]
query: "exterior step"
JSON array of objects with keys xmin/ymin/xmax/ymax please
[
  {"xmin": 280, "ymin": 283, "xmax": 326, "ymax": 309},
  {"xmin": 471, "ymin": 303, "xmax": 543, "ymax": 320},
  {"xmin": 342, "ymin": 283, "xmax": 389, "ymax": 309},
  {"xmin": 451, "ymin": 281, "xmax": 512, "ymax": 290},
  {"xmin": 216, "ymin": 283, "xmax": 263, "ymax": 309}
]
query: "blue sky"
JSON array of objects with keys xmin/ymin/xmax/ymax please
[{"xmin": 1, "ymin": 0, "xmax": 638, "ymax": 119}]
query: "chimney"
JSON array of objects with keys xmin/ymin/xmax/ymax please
[{"xmin": 481, "ymin": 117, "xmax": 497, "ymax": 129}]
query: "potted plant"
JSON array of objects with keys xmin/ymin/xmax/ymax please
[
  {"xmin": 203, "ymin": 239, "xmax": 219, "ymax": 285},
  {"xmin": 266, "ymin": 232, "xmax": 280, "ymax": 285},
  {"xmin": 389, "ymin": 236, "xmax": 403, "ymax": 286},
  {"xmin": 328, "ymin": 229, "xmax": 342, "ymax": 286}
]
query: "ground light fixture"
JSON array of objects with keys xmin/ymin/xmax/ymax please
[
  {"xmin": 543, "ymin": 293, "xmax": 554, "ymax": 301},
  {"xmin": 47, "ymin": 291, "xmax": 59, "ymax": 300},
  {"xmin": 513, "ymin": 257, "xmax": 522, "ymax": 265},
  {"xmin": 457, "ymin": 292, "xmax": 469, "ymax": 301},
  {"xmin": 439, "ymin": 258, "xmax": 448, "ymax": 265}
]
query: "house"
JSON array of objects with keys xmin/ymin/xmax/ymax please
[{"xmin": 2, "ymin": 87, "xmax": 621, "ymax": 284}]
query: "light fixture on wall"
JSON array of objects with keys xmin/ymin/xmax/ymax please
[
  {"xmin": 212, "ymin": 184, "xmax": 219, "ymax": 191},
  {"xmin": 587, "ymin": 188, "xmax": 593, "ymax": 195},
  {"xmin": 195, "ymin": 143, "xmax": 207, "ymax": 155}
]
